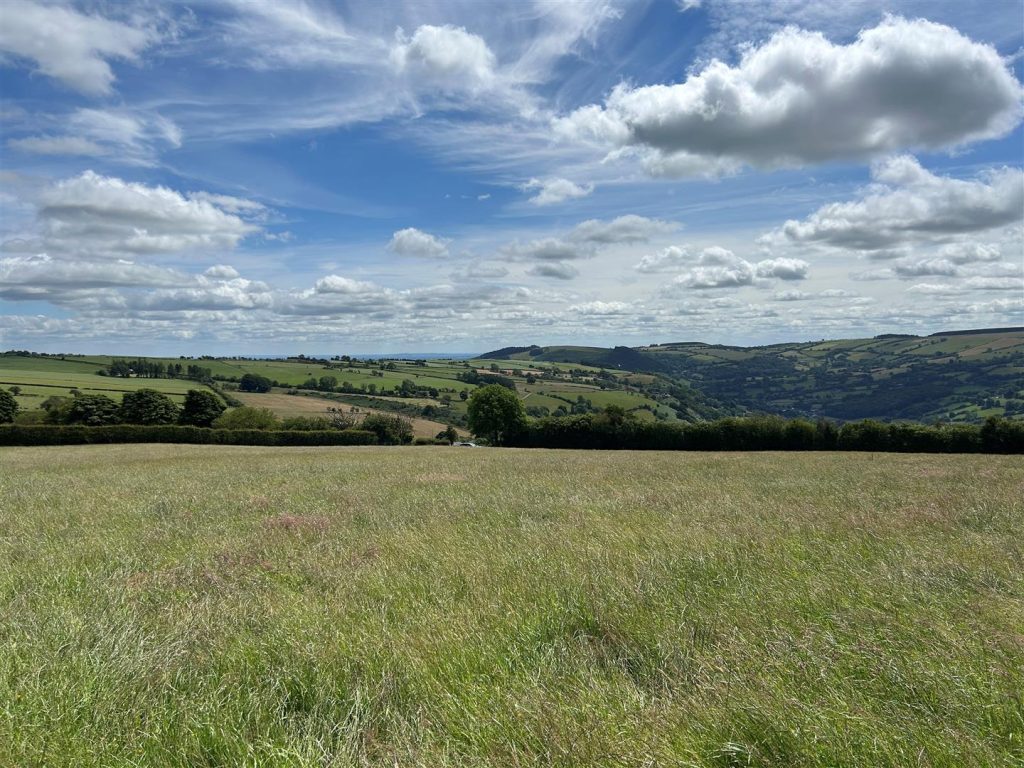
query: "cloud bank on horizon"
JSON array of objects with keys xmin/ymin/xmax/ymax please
[{"xmin": 0, "ymin": 0, "xmax": 1021, "ymax": 354}]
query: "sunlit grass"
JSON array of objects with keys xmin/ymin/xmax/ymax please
[{"xmin": 1, "ymin": 446, "xmax": 1021, "ymax": 766}]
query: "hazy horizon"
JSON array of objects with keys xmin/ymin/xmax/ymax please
[
  {"xmin": 8, "ymin": 325, "xmax": 1023, "ymax": 361},
  {"xmin": 1, "ymin": 0, "xmax": 1022, "ymax": 355}
]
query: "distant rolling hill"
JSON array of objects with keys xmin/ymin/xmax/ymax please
[{"xmin": 481, "ymin": 328, "xmax": 1024, "ymax": 423}]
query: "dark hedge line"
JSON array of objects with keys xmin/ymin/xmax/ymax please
[
  {"xmin": 505, "ymin": 415, "xmax": 1024, "ymax": 454},
  {"xmin": 3, "ymin": 417, "xmax": 1020, "ymax": 453},
  {"xmin": 0, "ymin": 425, "xmax": 378, "ymax": 447}
]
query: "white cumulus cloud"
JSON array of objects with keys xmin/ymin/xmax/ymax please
[
  {"xmin": 393, "ymin": 24, "xmax": 497, "ymax": 93},
  {"xmin": 6, "ymin": 171, "xmax": 263, "ymax": 259},
  {"xmin": 755, "ymin": 257, "xmax": 809, "ymax": 280},
  {"xmin": 635, "ymin": 245, "xmax": 692, "ymax": 273},
  {"xmin": 0, "ymin": 0, "xmax": 154, "ymax": 95},
  {"xmin": 388, "ymin": 227, "xmax": 450, "ymax": 258},
  {"xmin": 669, "ymin": 248, "xmax": 809, "ymax": 288},
  {"xmin": 571, "ymin": 214, "xmax": 679, "ymax": 244},
  {"xmin": 778, "ymin": 156, "xmax": 1024, "ymax": 251},
  {"xmin": 522, "ymin": 177, "xmax": 594, "ymax": 206},
  {"xmin": 554, "ymin": 17, "xmax": 1023, "ymax": 176}
]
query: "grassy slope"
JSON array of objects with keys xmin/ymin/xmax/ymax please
[
  {"xmin": 640, "ymin": 330, "xmax": 1024, "ymax": 422},
  {"xmin": 1, "ymin": 446, "xmax": 1021, "ymax": 767},
  {"xmin": 6, "ymin": 329, "xmax": 1023, "ymax": 425},
  {"xmin": 500, "ymin": 330, "xmax": 1024, "ymax": 423},
  {"xmin": 0, "ymin": 357, "xmax": 220, "ymax": 410},
  {"xmin": 232, "ymin": 391, "xmax": 461, "ymax": 439},
  {"xmin": 3, "ymin": 354, "xmax": 672, "ymax": 424}
]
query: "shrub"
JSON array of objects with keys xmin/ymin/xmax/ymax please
[
  {"xmin": 238, "ymin": 373, "xmax": 272, "ymax": 393},
  {"xmin": 119, "ymin": 389, "xmax": 179, "ymax": 425},
  {"xmin": 40, "ymin": 396, "xmax": 70, "ymax": 418},
  {"xmin": 981, "ymin": 416, "xmax": 1024, "ymax": 454},
  {"xmin": 814, "ymin": 419, "xmax": 840, "ymax": 450},
  {"xmin": 280, "ymin": 416, "xmax": 337, "ymax": 431},
  {"xmin": 64, "ymin": 394, "xmax": 120, "ymax": 426},
  {"xmin": 0, "ymin": 389, "xmax": 18, "ymax": 423},
  {"xmin": 179, "ymin": 390, "xmax": 227, "ymax": 427},
  {"xmin": 13, "ymin": 410, "xmax": 47, "ymax": 425},
  {"xmin": 213, "ymin": 407, "xmax": 280, "ymax": 430},
  {"xmin": 361, "ymin": 413, "xmax": 414, "ymax": 445},
  {"xmin": 436, "ymin": 425, "xmax": 459, "ymax": 444},
  {"xmin": 838, "ymin": 420, "xmax": 891, "ymax": 451}
]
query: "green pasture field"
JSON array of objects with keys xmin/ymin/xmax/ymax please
[
  {"xmin": 0, "ymin": 356, "xmax": 108, "ymax": 375},
  {"xmin": 575, "ymin": 388, "xmax": 664, "ymax": 411},
  {"xmin": 520, "ymin": 392, "xmax": 571, "ymax": 411},
  {"xmin": 11, "ymin": 355, "xmax": 248, "ymax": 380},
  {"xmin": 0, "ymin": 356, "xmax": 473, "ymax": 404},
  {"xmin": 230, "ymin": 392, "xmax": 458, "ymax": 439},
  {"xmin": 1, "ymin": 446, "xmax": 1020, "ymax": 767},
  {"xmin": 224, "ymin": 360, "xmax": 465, "ymax": 392},
  {"xmin": 468, "ymin": 357, "xmax": 607, "ymax": 373},
  {"xmin": 0, "ymin": 361, "xmax": 216, "ymax": 409},
  {"xmin": 522, "ymin": 383, "xmax": 666, "ymax": 413}
]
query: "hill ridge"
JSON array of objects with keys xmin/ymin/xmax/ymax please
[{"xmin": 479, "ymin": 327, "xmax": 1024, "ymax": 423}]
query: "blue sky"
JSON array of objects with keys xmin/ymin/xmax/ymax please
[{"xmin": 1, "ymin": 0, "xmax": 1022, "ymax": 355}]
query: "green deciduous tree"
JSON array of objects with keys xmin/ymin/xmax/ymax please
[
  {"xmin": 64, "ymin": 394, "xmax": 120, "ymax": 426},
  {"xmin": 238, "ymin": 373, "xmax": 272, "ymax": 393},
  {"xmin": 119, "ymin": 389, "xmax": 180, "ymax": 425},
  {"xmin": 179, "ymin": 390, "xmax": 226, "ymax": 427},
  {"xmin": 436, "ymin": 425, "xmax": 459, "ymax": 444},
  {"xmin": 0, "ymin": 389, "xmax": 18, "ymax": 423},
  {"xmin": 467, "ymin": 384, "xmax": 526, "ymax": 445},
  {"xmin": 212, "ymin": 406, "xmax": 280, "ymax": 430},
  {"xmin": 360, "ymin": 413, "xmax": 414, "ymax": 444},
  {"xmin": 40, "ymin": 396, "xmax": 70, "ymax": 422}
]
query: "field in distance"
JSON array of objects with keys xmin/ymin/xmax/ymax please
[
  {"xmin": 0, "ymin": 355, "xmax": 218, "ymax": 410},
  {"xmin": 0, "ymin": 351, "xmax": 675, "ymax": 429},
  {"xmin": 232, "ymin": 391, "xmax": 463, "ymax": 439},
  {"xmin": 1, "ymin": 446, "xmax": 1020, "ymax": 766},
  {"xmin": 4, "ymin": 326, "xmax": 1022, "ymax": 429}
]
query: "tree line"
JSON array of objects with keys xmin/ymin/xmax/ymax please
[
  {"xmin": 465, "ymin": 384, "xmax": 1024, "ymax": 453},
  {"xmin": 3, "ymin": 384, "xmax": 1021, "ymax": 452},
  {"xmin": 101, "ymin": 359, "xmax": 213, "ymax": 381},
  {"xmin": 0, "ymin": 386, "xmax": 425, "ymax": 447}
]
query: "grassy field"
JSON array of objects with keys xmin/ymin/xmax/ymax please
[
  {"xmin": 232, "ymin": 391, "xmax": 461, "ymax": 439},
  {"xmin": 0, "ymin": 357, "xmax": 220, "ymax": 411},
  {"xmin": 1, "ymin": 447, "xmax": 1021, "ymax": 766}
]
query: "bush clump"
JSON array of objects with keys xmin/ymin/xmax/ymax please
[
  {"xmin": 212, "ymin": 407, "xmax": 280, "ymax": 430},
  {"xmin": 360, "ymin": 414, "xmax": 414, "ymax": 445}
]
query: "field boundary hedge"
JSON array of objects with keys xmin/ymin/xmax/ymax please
[
  {"xmin": 505, "ymin": 415, "xmax": 1023, "ymax": 454},
  {"xmin": 2, "ymin": 416, "xmax": 1021, "ymax": 453},
  {"xmin": 0, "ymin": 425, "xmax": 378, "ymax": 447}
]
